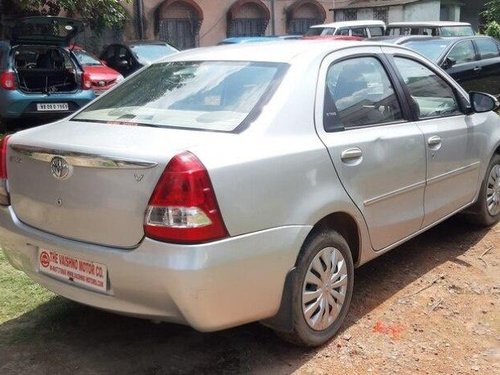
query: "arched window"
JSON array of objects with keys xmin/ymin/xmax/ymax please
[
  {"xmin": 156, "ymin": 0, "xmax": 203, "ymax": 50},
  {"xmin": 287, "ymin": 0, "xmax": 326, "ymax": 35},
  {"xmin": 227, "ymin": 0, "xmax": 270, "ymax": 37}
]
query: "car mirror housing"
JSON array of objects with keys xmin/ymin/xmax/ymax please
[
  {"xmin": 469, "ymin": 92, "xmax": 500, "ymax": 113},
  {"xmin": 442, "ymin": 57, "xmax": 455, "ymax": 69}
]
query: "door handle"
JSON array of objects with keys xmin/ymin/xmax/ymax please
[
  {"xmin": 341, "ymin": 147, "xmax": 363, "ymax": 162},
  {"xmin": 427, "ymin": 135, "xmax": 441, "ymax": 147},
  {"xmin": 473, "ymin": 66, "xmax": 481, "ymax": 72}
]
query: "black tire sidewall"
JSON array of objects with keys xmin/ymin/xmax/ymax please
[
  {"xmin": 475, "ymin": 154, "xmax": 500, "ymax": 226},
  {"xmin": 290, "ymin": 230, "xmax": 354, "ymax": 347}
]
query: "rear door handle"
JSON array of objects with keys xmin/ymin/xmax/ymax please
[
  {"xmin": 341, "ymin": 147, "xmax": 363, "ymax": 162},
  {"xmin": 473, "ymin": 66, "xmax": 481, "ymax": 72},
  {"xmin": 427, "ymin": 135, "xmax": 441, "ymax": 147}
]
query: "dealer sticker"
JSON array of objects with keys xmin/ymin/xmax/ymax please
[{"xmin": 38, "ymin": 248, "xmax": 107, "ymax": 293}]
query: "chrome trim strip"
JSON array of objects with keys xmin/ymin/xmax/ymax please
[
  {"xmin": 364, "ymin": 180, "xmax": 426, "ymax": 207},
  {"xmin": 427, "ymin": 161, "xmax": 480, "ymax": 186},
  {"xmin": 10, "ymin": 144, "xmax": 158, "ymax": 169}
]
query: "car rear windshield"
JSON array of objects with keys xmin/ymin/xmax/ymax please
[
  {"xmin": 403, "ymin": 40, "xmax": 452, "ymax": 62},
  {"xmin": 440, "ymin": 26, "xmax": 474, "ymax": 37},
  {"xmin": 130, "ymin": 44, "xmax": 178, "ymax": 64},
  {"xmin": 72, "ymin": 61, "xmax": 287, "ymax": 132},
  {"xmin": 73, "ymin": 49, "xmax": 102, "ymax": 66}
]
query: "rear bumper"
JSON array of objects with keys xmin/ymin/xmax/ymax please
[
  {"xmin": 0, "ymin": 89, "xmax": 95, "ymax": 120},
  {"xmin": 0, "ymin": 206, "xmax": 310, "ymax": 331}
]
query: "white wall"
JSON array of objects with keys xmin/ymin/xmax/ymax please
[
  {"xmin": 403, "ymin": 1, "xmax": 441, "ymax": 21},
  {"xmin": 388, "ymin": 6, "xmax": 404, "ymax": 23}
]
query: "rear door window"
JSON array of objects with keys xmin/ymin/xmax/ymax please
[
  {"xmin": 474, "ymin": 38, "xmax": 500, "ymax": 59},
  {"xmin": 324, "ymin": 56, "xmax": 402, "ymax": 130}
]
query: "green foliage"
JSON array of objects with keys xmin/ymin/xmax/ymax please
[
  {"xmin": 18, "ymin": 0, "xmax": 131, "ymax": 34},
  {"xmin": 483, "ymin": 0, "xmax": 500, "ymax": 23},
  {"xmin": 485, "ymin": 21, "xmax": 500, "ymax": 39}
]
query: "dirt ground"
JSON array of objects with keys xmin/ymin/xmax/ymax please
[{"xmin": 0, "ymin": 216, "xmax": 498, "ymax": 375}]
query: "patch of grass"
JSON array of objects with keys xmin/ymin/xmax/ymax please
[{"xmin": 0, "ymin": 250, "xmax": 54, "ymax": 324}]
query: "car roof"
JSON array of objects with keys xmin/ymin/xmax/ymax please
[
  {"xmin": 161, "ymin": 40, "xmax": 406, "ymax": 64},
  {"xmin": 310, "ymin": 20, "xmax": 386, "ymax": 29},
  {"xmin": 395, "ymin": 35, "xmax": 496, "ymax": 44},
  {"xmin": 218, "ymin": 36, "xmax": 281, "ymax": 44},
  {"xmin": 387, "ymin": 21, "xmax": 471, "ymax": 27}
]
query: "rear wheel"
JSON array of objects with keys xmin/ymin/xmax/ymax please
[
  {"xmin": 467, "ymin": 154, "xmax": 500, "ymax": 226},
  {"xmin": 278, "ymin": 230, "xmax": 354, "ymax": 346}
]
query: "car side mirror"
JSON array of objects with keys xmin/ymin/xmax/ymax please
[
  {"xmin": 469, "ymin": 92, "xmax": 499, "ymax": 113},
  {"xmin": 442, "ymin": 57, "xmax": 455, "ymax": 69}
]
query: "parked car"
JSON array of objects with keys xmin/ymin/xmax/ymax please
[
  {"xmin": 100, "ymin": 41, "xmax": 178, "ymax": 77},
  {"xmin": 376, "ymin": 36, "xmax": 500, "ymax": 98},
  {"xmin": 305, "ymin": 20, "xmax": 386, "ymax": 38},
  {"xmin": 0, "ymin": 17, "xmax": 96, "ymax": 127},
  {"xmin": 1, "ymin": 40, "xmax": 499, "ymax": 347},
  {"xmin": 70, "ymin": 45, "xmax": 123, "ymax": 96},
  {"xmin": 386, "ymin": 21, "xmax": 474, "ymax": 37}
]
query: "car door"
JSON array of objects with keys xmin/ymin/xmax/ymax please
[
  {"xmin": 391, "ymin": 55, "xmax": 481, "ymax": 228},
  {"xmin": 315, "ymin": 48, "xmax": 426, "ymax": 251},
  {"xmin": 472, "ymin": 38, "xmax": 500, "ymax": 97},
  {"xmin": 442, "ymin": 40, "xmax": 480, "ymax": 91}
]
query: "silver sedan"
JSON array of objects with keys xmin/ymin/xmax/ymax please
[{"xmin": 1, "ymin": 40, "xmax": 499, "ymax": 346}]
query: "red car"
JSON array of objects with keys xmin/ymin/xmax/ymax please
[{"xmin": 71, "ymin": 46, "xmax": 123, "ymax": 95}]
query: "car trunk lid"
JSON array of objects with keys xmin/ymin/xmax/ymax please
[
  {"xmin": 10, "ymin": 16, "xmax": 83, "ymax": 46},
  {"xmin": 6, "ymin": 121, "xmax": 227, "ymax": 248}
]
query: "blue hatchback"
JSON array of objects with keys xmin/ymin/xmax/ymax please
[{"xmin": 0, "ymin": 17, "xmax": 95, "ymax": 127}]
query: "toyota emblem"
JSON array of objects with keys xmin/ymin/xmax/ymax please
[{"xmin": 50, "ymin": 157, "xmax": 72, "ymax": 180}]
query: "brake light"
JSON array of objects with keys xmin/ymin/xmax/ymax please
[
  {"xmin": 82, "ymin": 71, "xmax": 92, "ymax": 90},
  {"xmin": 0, "ymin": 135, "xmax": 11, "ymax": 205},
  {"xmin": 0, "ymin": 71, "xmax": 16, "ymax": 90},
  {"xmin": 144, "ymin": 152, "xmax": 228, "ymax": 244}
]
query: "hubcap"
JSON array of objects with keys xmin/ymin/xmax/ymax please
[
  {"xmin": 486, "ymin": 164, "xmax": 500, "ymax": 216},
  {"xmin": 302, "ymin": 247, "xmax": 348, "ymax": 331}
]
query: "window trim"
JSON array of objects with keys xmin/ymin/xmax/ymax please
[
  {"xmin": 388, "ymin": 54, "xmax": 467, "ymax": 121},
  {"xmin": 444, "ymin": 39, "xmax": 478, "ymax": 66},
  {"xmin": 322, "ymin": 53, "xmax": 409, "ymax": 132}
]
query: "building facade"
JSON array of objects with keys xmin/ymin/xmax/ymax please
[
  {"xmin": 331, "ymin": 0, "xmax": 475, "ymax": 28},
  {"xmin": 123, "ymin": 0, "xmax": 332, "ymax": 48}
]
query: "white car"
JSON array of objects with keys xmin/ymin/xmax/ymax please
[{"xmin": 305, "ymin": 20, "xmax": 386, "ymax": 38}]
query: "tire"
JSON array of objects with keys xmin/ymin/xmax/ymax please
[
  {"xmin": 467, "ymin": 154, "xmax": 500, "ymax": 227},
  {"xmin": 278, "ymin": 230, "xmax": 354, "ymax": 347}
]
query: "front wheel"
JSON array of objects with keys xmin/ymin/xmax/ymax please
[
  {"xmin": 468, "ymin": 154, "xmax": 500, "ymax": 226},
  {"xmin": 278, "ymin": 230, "xmax": 354, "ymax": 346}
]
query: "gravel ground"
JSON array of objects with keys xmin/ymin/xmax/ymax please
[{"xmin": 0, "ymin": 216, "xmax": 498, "ymax": 375}]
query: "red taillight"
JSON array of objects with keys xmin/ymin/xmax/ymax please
[
  {"xmin": 144, "ymin": 152, "xmax": 228, "ymax": 244},
  {"xmin": 0, "ymin": 135, "xmax": 11, "ymax": 205},
  {"xmin": 82, "ymin": 71, "xmax": 92, "ymax": 90},
  {"xmin": 0, "ymin": 71, "xmax": 17, "ymax": 90},
  {"xmin": 0, "ymin": 135, "xmax": 10, "ymax": 179}
]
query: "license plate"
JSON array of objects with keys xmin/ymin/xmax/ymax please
[
  {"xmin": 38, "ymin": 248, "xmax": 107, "ymax": 293},
  {"xmin": 36, "ymin": 103, "xmax": 69, "ymax": 111}
]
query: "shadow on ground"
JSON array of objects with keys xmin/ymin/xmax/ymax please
[{"xmin": 0, "ymin": 216, "xmax": 490, "ymax": 375}]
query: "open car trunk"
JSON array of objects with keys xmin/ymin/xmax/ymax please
[{"xmin": 14, "ymin": 45, "xmax": 79, "ymax": 94}]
